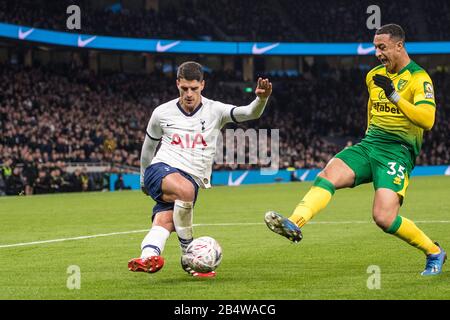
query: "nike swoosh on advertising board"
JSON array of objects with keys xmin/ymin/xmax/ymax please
[
  {"xmin": 18, "ymin": 28, "xmax": 34, "ymax": 40},
  {"xmin": 77, "ymin": 35, "xmax": 97, "ymax": 48},
  {"xmin": 357, "ymin": 43, "xmax": 375, "ymax": 55},
  {"xmin": 228, "ymin": 171, "xmax": 249, "ymax": 186},
  {"xmin": 299, "ymin": 170, "xmax": 310, "ymax": 181},
  {"xmin": 156, "ymin": 40, "xmax": 181, "ymax": 52},
  {"xmin": 252, "ymin": 43, "xmax": 280, "ymax": 55}
]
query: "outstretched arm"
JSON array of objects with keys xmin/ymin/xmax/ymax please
[{"xmin": 231, "ymin": 78, "xmax": 272, "ymax": 122}]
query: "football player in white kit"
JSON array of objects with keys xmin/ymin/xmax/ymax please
[{"xmin": 128, "ymin": 61, "xmax": 272, "ymax": 277}]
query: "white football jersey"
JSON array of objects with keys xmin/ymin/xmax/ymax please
[{"xmin": 146, "ymin": 96, "xmax": 236, "ymax": 188}]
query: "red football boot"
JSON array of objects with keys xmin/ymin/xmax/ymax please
[
  {"xmin": 190, "ymin": 270, "xmax": 216, "ymax": 278},
  {"xmin": 128, "ymin": 256, "xmax": 165, "ymax": 273},
  {"xmin": 180, "ymin": 256, "xmax": 216, "ymax": 278}
]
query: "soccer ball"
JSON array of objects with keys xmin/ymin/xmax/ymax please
[{"xmin": 183, "ymin": 236, "xmax": 222, "ymax": 273}]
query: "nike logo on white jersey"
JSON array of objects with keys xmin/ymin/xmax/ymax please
[
  {"xmin": 18, "ymin": 28, "xmax": 34, "ymax": 40},
  {"xmin": 78, "ymin": 36, "xmax": 97, "ymax": 48},
  {"xmin": 228, "ymin": 171, "xmax": 249, "ymax": 186},
  {"xmin": 357, "ymin": 43, "xmax": 375, "ymax": 55},
  {"xmin": 156, "ymin": 41, "xmax": 181, "ymax": 52},
  {"xmin": 252, "ymin": 43, "xmax": 280, "ymax": 55}
]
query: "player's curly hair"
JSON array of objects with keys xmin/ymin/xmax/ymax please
[
  {"xmin": 177, "ymin": 61, "xmax": 204, "ymax": 82},
  {"xmin": 376, "ymin": 24, "xmax": 405, "ymax": 42}
]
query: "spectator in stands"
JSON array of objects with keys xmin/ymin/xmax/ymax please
[
  {"xmin": 34, "ymin": 169, "xmax": 51, "ymax": 194},
  {"xmin": 68, "ymin": 169, "xmax": 84, "ymax": 192},
  {"xmin": 6, "ymin": 167, "xmax": 25, "ymax": 195},
  {"xmin": 0, "ymin": 61, "xmax": 449, "ymax": 196},
  {"xmin": 114, "ymin": 173, "xmax": 131, "ymax": 191},
  {"xmin": 22, "ymin": 154, "xmax": 38, "ymax": 195},
  {"xmin": 49, "ymin": 168, "xmax": 68, "ymax": 193},
  {"xmin": 1, "ymin": 159, "xmax": 13, "ymax": 182},
  {"xmin": 288, "ymin": 168, "xmax": 301, "ymax": 182},
  {"xmin": 0, "ymin": 172, "xmax": 6, "ymax": 196},
  {"xmin": 80, "ymin": 167, "xmax": 90, "ymax": 192},
  {"xmin": 1, "ymin": 0, "xmax": 448, "ymax": 42}
]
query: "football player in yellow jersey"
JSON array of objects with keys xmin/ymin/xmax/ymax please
[{"xmin": 265, "ymin": 24, "xmax": 446, "ymax": 275}]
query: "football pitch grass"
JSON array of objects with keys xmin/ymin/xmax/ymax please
[{"xmin": 1, "ymin": 176, "xmax": 449, "ymax": 300}]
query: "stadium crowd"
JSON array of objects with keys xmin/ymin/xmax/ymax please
[
  {"xmin": 1, "ymin": 0, "xmax": 449, "ymax": 41},
  {"xmin": 1, "ymin": 60, "xmax": 449, "ymax": 196}
]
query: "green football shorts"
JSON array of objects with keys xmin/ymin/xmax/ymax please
[{"xmin": 335, "ymin": 138, "xmax": 415, "ymax": 200}]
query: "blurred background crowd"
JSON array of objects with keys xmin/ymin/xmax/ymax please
[
  {"xmin": 1, "ymin": 0, "xmax": 449, "ymax": 41},
  {"xmin": 0, "ymin": 0, "xmax": 449, "ymax": 195}
]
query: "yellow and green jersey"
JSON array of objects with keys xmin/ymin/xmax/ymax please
[{"xmin": 365, "ymin": 60, "xmax": 436, "ymax": 160}]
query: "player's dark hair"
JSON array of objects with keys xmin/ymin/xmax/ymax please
[
  {"xmin": 376, "ymin": 24, "xmax": 405, "ymax": 42},
  {"xmin": 177, "ymin": 61, "xmax": 204, "ymax": 82}
]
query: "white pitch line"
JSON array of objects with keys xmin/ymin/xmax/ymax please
[
  {"xmin": 0, "ymin": 229, "xmax": 149, "ymax": 249},
  {"xmin": 1, "ymin": 220, "xmax": 449, "ymax": 249}
]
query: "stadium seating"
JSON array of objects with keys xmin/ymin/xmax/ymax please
[
  {"xmin": 0, "ymin": 0, "xmax": 449, "ymax": 41},
  {"xmin": 1, "ymin": 62, "xmax": 449, "ymax": 195},
  {"xmin": 1, "ymin": 0, "xmax": 450, "ymax": 195}
]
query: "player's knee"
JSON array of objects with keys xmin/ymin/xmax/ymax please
[
  {"xmin": 317, "ymin": 169, "xmax": 336, "ymax": 186},
  {"xmin": 174, "ymin": 182, "xmax": 195, "ymax": 202},
  {"xmin": 372, "ymin": 209, "xmax": 393, "ymax": 231},
  {"xmin": 156, "ymin": 221, "xmax": 174, "ymax": 233},
  {"xmin": 317, "ymin": 169, "xmax": 330, "ymax": 181},
  {"xmin": 153, "ymin": 213, "xmax": 175, "ymax": 232}
]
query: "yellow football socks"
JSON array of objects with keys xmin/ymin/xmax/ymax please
[
  {"xmin": 289, "ymin": 176, "xmax": 335, "ymax": 228},
  {"xmin": 288, "ymin": 177, "xmax": 439, "ymax": 256},
  {"xmin": 386, "ymin": 215, "xmax": 441, "ymax": 255}
]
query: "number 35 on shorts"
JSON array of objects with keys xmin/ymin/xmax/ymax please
[{"xmin": 386, "ymin": 161, "xmax": 406, "ymax": 185}]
